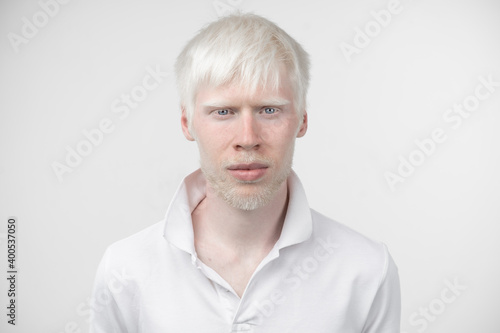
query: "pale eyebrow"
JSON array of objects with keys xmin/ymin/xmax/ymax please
[
  {"xmin": 201, "ymin": 98, "xmax": 291, "ymax": 109},
  {"xmin": 259, "ymin": 98, "xmax": 291, "ymax": 107},
  {"xmin": 201, "ymin": 100, "xmax": 232, "ymax": 109}
]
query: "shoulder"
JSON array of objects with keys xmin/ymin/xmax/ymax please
[
  {"xmin": 309, "ymin": 209, "xmax": 391, "ymax": 276},
  {"xmin": 108, "ymin": 220, "xmax": 163, "ymax": 253},
  {"xmin": 99, "ymin": 221, "xmax": 166, "ymax": 277}
]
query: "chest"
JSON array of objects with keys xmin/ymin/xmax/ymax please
[
  {"xmin": 197, "ymin": 250, "xmax": 263, "ymax": 298},
  {"xmin": 137, "ymin": 258, "xmax": 368, "ymax": 333}
]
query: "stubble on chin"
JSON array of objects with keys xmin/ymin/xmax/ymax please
[{"xmin": 200, "ymin": 152, "xmax": 293, "ymax": 211}]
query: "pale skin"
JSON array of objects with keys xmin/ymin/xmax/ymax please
[{"xmin": 181, "ymin": 74, "xmax": 308, "ymax": 298}]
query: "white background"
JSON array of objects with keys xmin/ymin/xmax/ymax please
[{"xmin": 1, "ymin": 0, "xmax": 499, "ymax": 332}]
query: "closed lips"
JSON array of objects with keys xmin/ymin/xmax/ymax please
[{"xmin": 227, "ymin": 163, "xmax": 268, "ymax": 170}]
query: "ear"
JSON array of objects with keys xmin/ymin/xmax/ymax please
[
  {"xmin": 181, "ymin": 108, "xmax": 195, "ymax": 141},
  {"xmin": 296, "ymin": 111, "xmax": 308, "ymax": 138}
]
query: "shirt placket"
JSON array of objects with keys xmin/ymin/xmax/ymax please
[
  {"xmin": 190, "ymin": 245, "xmax": 282, "ymax": 333},
  {"xmin": 190, "ymin": 254, "xmax": 243, "ymax": 324}
]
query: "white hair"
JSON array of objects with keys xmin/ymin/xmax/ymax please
[{"xmin": 175, "ymin": 13, "xmax": 310, "ymax": 127}]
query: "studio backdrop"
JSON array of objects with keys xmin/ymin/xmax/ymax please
[{"xmin": 1, "ymin": 0, "xmax": 499, "ymax": 332}]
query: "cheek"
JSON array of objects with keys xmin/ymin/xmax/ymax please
[
  {"xmin": 198, "ymin": 129, "xmax": 230, "ymax": 150},
  {"xmin": 261, "ymin": 116, "xmax": 299, "ymax": 145},
  {"xmin": 195, "ymin": 127, "xmax": 232, "ymax": 162}
]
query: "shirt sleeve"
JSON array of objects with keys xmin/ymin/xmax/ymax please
[
  {"xmin": 361, "ymin": 244, "xmax": 401, "ymax": 333},
  {"xmin": 89, "ymin": 248, "xmax": 131, "ymax": 333}
]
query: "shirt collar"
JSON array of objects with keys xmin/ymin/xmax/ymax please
[{"xmin": 162, "ymin": 169, "xmax": 312, "ymax": 254}]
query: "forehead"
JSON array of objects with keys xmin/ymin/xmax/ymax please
[{"xmin": 196, "ymin": 73, "xmax": 294, "ymax": 108}]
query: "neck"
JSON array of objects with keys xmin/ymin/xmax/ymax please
[{"xmin": 192, "ymin": 180, "xmax": 289, "ymax": 256}]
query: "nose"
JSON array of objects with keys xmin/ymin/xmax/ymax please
[{"xmin": 234, "ymin": 111, "xmax": 261, "ymax": 151}]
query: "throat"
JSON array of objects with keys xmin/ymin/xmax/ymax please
[
  {"xmin": 195, "ymin": 240, "xmax": 273, "ymax": 298},
  {"xmin": 191, "ymin": 179, "xmax": 289, "ymax": 297}
]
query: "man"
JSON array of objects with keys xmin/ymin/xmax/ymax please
[{"xmin": 90, "ymin": 13, "xmax": 401, "ymax": 332}]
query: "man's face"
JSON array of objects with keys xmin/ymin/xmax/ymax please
[{"xmin": 181, "ymin": 73, "xmax": 307, "ymax": 210}]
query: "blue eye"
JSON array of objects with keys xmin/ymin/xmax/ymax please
[
  {"xmin": 264, "ymin": 107, "xmax": 276, "ymax": 114},
  {"xmin": 217, "ymin": 109, "xmax": 229, "ymax": 116}
]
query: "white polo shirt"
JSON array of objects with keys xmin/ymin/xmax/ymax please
[{"xmin": 90, "ymin": 169, "xmax": 401, "ymax": 333}]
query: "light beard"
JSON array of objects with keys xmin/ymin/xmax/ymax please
[{"xmin": 200, "ymin": 151, "xmax": 293, "ymax": 211}]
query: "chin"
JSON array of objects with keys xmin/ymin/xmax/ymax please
[
  {"xmin": 221, "ymin": 183, "xmax": 276, "ymax": 211},
  {"xmin": 225, "ymin": 194, "xmax": 270, "ymax": 211}
]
